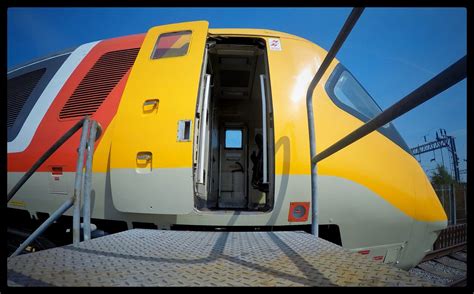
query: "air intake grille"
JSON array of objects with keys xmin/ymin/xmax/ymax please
[
  {"xmin": 7, "ymin": 68, "xmax": 46, "ymax": 128},
  {"xmin": 59, "ymin": 48, "xmax": 139, "ymax": 120}
]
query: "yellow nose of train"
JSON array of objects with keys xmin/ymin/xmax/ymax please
[{"xmin": 307, "ymin": 58, "xmax": 447, "ymax": 268}]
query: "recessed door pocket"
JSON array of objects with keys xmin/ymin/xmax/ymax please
[{"xmin": 136, "ymin": 152, "xmax": 152, "ymax": 174}]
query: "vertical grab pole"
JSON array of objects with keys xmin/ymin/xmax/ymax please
[
  {"xmin": 305, "ymin": 8, "xmax": 364, "ymax": 236},
  {"xmin": 83, "ymin": 120, "xmax": 97, "ymax": 241},
  {"xmin": 73, "ymin": 117, "xmax": 90, "ymax": 245},
  {"xmin": 197, "ymin": 74, "xmax": 211, "ymax": 184},
  {"xmin": 259, "ymin": 75, "xmax": 268, "ymax": 184}
]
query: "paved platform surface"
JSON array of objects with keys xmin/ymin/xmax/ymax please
[{"xmin": 8, "ymin": 229, "xmax": 433, "ymax": 286}]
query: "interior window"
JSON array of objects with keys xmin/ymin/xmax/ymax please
[
  {"xmin": 151, "ymin": 31, "xmax": 191, "ymax": 59},
  {"xmin": 225, "ymin": 129, "xmax": 242, "ymax": 149}
]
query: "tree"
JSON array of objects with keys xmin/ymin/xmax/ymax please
[{"xmin": 430, "ymin": 164, "xmax": 455, "ymax": 187}]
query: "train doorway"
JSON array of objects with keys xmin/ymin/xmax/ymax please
[{"xmin": 193, "ymin": 36, "xmax": 274, "ymax": 212}]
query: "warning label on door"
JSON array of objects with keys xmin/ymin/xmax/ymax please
[{"xmin": 269, "ymin": 38, "xmax": 282, "ymax": 51}]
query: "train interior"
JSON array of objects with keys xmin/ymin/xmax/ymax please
[{"xmin": 193, "ymin": 36, "xmax": 274, "ymax": 212}]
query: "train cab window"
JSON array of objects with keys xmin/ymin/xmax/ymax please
[
  {"xmin": 327, "ymin": 64, "xmax": 384, "ymax": 124},
  {"xmin": 326, "ymin": 64, "xmax": 411, "ymax": 153},
  {"xmin": 333, "ymin": 70, "xmax": 383, "ymax": 122},
  {"xmin": 225, "ymin": 129, "xmax": 243, "ymax": 149},
  {"xmin": 151, "ymin": 31, "xmax": 191, "ymax": 59}
]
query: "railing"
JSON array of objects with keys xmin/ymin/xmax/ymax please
[
  {"xmin": 435, "ymin": 183, "xmax": 467, "ymax": 225},
  {"xmin": 433, "ymin": 223, "xmax": 467, "ymax": 250},
  {"xmin": 8, "ymin": 116, "xmax": 100, "ymax": 256},
  {"xmin": 305, "ymin": 7, "xmax": 467, "ymax": 235},
  {"xmin": 7, "ymin": 118, "xmax": 88, "ymax": 202},
  {"xmin": 422, "ymin": 223, "xmax": 467, "ymax": 262}
]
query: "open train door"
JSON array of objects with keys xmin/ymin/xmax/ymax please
[{"xmin": 109, "ymin": 21, "xmax": 208, "ymax": 214}]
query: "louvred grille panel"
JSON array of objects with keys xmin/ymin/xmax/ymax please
[
  {"xmin": 7, "ymin": 68, "xmax": 46, "ymax": 128},
  {"xmin": 59, "ymin": 48, "xmax": 139, "ymax": 120}
]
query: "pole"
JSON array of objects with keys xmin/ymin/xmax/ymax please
[
  {"xmin": 73, "ymin": 118, "xmax": 90, "ymax": 245},
  {"xmin": 83, "ymin": 120, "xmax": 97, "ymax": 241},
  {"xmin": 11, "ymin": 197, "xmax": 74, "ymax": 257},
  {"xmin": 306, "ymin": 7, "xmax": 365, "ymax": 236},
  {"xmin": 260, "ymin": 74, "xmax": 268, "ymax": 184}
]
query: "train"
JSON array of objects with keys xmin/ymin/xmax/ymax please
[{"xmin": 7, "ymin": 20, "xmax": 447, "ymax": 269}]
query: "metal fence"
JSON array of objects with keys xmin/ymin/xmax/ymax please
[
  {"xmin": 434, "ymin": 183, "xmax": 467, "ymax": 225},
  {"xmin": 433, "ymin": 223, "xmax": 467, "ymax": 250}
]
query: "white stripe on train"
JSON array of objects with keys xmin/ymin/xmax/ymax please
[{"xmin": 8, "ymin": 41, "xmax": 99, "ymax": 153}]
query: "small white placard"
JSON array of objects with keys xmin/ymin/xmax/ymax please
[{"xmin": 269, "ymin": 38, "xmax": 282, "ymax": 51}]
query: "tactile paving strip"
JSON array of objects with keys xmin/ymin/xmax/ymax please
[{"xmin": 7, "ymin": 229, "xmax": 433, "ymax": 286}]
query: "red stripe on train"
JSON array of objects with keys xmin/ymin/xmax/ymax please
[{"xmin": 8, "ymin": 34, "xmax": 145, "ymax": 172}]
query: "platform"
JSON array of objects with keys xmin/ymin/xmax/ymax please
[{"xmin": 8, "ymin": 229, "xmax": 433, "ymax": 286}]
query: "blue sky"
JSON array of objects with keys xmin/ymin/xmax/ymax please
[{"xmin": 7, "ymin": 8, "xmax": 467, "ymax": 181}]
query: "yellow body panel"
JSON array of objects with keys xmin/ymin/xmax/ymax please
[
  {"xmin": 208, "ymin": 28, "xmax": 310, "ymax": 42},
  {"xmin": 92, "ymin": 27, "xmax": 445, "ymax": 222},
  {"xmin": 109, "ymin": 21, "xmax": 208, "ymax": 169},
  {"xmin": 264, "ymin": 34, "xmax": 445, "ymax": 222}
]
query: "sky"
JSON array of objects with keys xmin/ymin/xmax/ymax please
[{"xmin": 7, "ymin": 7, "xmax": 467, "ymax": 182}]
